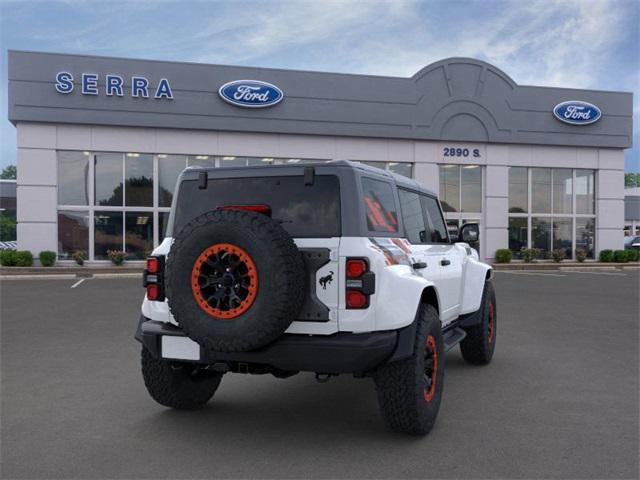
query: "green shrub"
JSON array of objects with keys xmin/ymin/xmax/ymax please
[
  {"xmin": 0, "ymin": 249, "xmax": 17, "ymax": 266},
  {"xmin": 575, "ymin": 249, "xmax": 588, "ymax": 263},
  {"xmin": 0, "ymin": 214, "xmax": 17, "ymax": 242},
  {"xmin": 626, "ymin": 249, "xmax": 639, "ymax": 262},
  {"xmin": 107, "ymin": 250, "xmax": 127, "ymax": 265},
  {"xmin": 521, "ymin": 248, "xmax": 537, "ymax": 263},
  {"xmin": 495, "ymin": 249, "xmax": 512, "ymax": 263},
  {"xmin": 551, "ymin": 249, "xmax": 566, "ymax": 263},
  {"xmin": 72, "ymin": 250, "xmax": 87, "ymax": 266},
  {"xmin": 599, "ymin": 249, "xmax": 614, "ymax": 262},
  {"xmin": 39, "ymin": 250, "xmax": 56, "ymax": 267},
  {"xmin": 613, "ymin": 250, "xmax": 628, "ymax": 263},
  {"xmin": 15, "ymin": 250, "xmax": 33, "ymax": 267}
]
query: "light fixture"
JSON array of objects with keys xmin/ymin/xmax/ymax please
[
  {"xmin": 262, "ymin": 158, "xmax": 273, "ymax": 162},
  {"xmin": 287, "ymin": 159, "xmax": 300, "ymax": 163},
  {"xmin": 463, "ymin": 165, "xmax": 479, "ymax": 169},
  {"xmin": 222, "ymin": 156, "xmax": 236, "ymax": 161},
  {"xmin": 126, "ymin": 153, "xmax": 140, "ymax": 157},
  {"xmin": 195, "ymin": 155, "xmax": 209, "ymax": 160},
  {"xmin": 136, "ymin": 216, "xmax": 149, "ymax": 225},
  {"xmin": 82, "ymin": 151, "xmax": 90, "ymax": 156},
  {"xmin": 157, "ymin": 154, "xmax": 167, "ymax": 159},
  {"xmin": 388, "ymin": 162, "xmax": 399, "ymax": 167}
]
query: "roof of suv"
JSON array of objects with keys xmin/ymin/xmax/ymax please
[{"xmin": 185, "ymin": 160, "xmax": 436, "ymax": 197}]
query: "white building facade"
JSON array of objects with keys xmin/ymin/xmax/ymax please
[{"xmin": 8, "ymin": 51, "xmax": 633, "ymax": 262}]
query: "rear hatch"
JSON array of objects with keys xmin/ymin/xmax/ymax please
[{"xmin": 170, "ymin": 172, "xmax": 341, "ymax": 332}]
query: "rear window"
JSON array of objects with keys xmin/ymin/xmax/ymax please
[
  {"xmin": 171, "ymin": 175, "xmax": 341, "ymax": 238},
  {"xmin": 362, "ymin": 177, "xmax": 398, "ymax": 233}
]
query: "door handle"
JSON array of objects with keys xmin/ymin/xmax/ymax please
[
  {"xmin": 412, "ymin": 262, "xmax": 427, "ymax": 270},
  {"xmin": 440, "ymin": 259, "xmax": 451, "ymax": 266}
]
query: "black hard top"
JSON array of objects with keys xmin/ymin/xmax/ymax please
[{"xmin": 181, "ymin": 160, "xmax": 437, "ymax": 198}]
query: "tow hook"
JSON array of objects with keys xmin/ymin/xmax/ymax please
[{"xmin": 315, "ymin": 373, "xmax": 333, "ymax": 383}]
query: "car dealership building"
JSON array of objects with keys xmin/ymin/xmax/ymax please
[{"xmin": 7, "ymin": 50, "xmax": 633, "ymax": 262}]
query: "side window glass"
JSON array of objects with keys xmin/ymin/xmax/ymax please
[
  {"xmin": 399, "ymin": 189, "xmax": 427, "ymax": 244},
  {"xmin": 421, "ymin": 195, "xmax": 450, "ymax": 243},
  {"xmin": 361, "ymin": 177, "xmax": 398, "ymax": 233}
]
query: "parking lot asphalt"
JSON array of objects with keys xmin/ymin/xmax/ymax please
[{"xmin": 1, "ymin": 270, "xmax": 638, "ymax": 479}]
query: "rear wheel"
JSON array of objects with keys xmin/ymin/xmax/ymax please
[
  {"xmin": 141, "ymin": 347, "xmax": 223, "ymax": 410},
  {"xmin": 460, "ymin": 281, "xmax": 496, "ymax": 365},
  {"xmin": 373, "ymin": 304, "xmax": 445, "ymax": 435}
]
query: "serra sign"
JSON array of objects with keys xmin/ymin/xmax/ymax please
[{"xmin": 55, "ymin": 72, "xmax": 174, "ymax": 99}]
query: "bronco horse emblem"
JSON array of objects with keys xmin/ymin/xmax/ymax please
[{"xmin": 319, "ymin": 271, "xmax": 334, "ymax": 290}]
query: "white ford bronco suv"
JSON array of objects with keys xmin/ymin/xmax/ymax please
[{"xmin": 136, "ymin": 161, "xmax": 496, "ymax": 435}]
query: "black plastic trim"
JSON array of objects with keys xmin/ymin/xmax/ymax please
[{"xmin": 135, "ymin": 316, "xmax": 397, "ymax": 374}]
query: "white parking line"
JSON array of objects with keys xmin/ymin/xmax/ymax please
[
  {"xmin": 567, "ymin": 270, "xmax": 627, "ymax": 276},
  {"xmin": 70, "ymin": 278, "xmax": 86, "ymax": 288},
  {"xmin": 496, "ymin": 271, "xmax": 567, "ymax": 277}
]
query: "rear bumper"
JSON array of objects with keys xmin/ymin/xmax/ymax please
[{"xmin": 135, "ymin": 315, "xmax": 399, "ymax": 374}]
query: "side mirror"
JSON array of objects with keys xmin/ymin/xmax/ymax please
[{"xmin": 459, "ymin": 223, "xmax": 479, "ymax": 243}]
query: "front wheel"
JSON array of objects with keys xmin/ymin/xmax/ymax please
[
  {"xmin": 460, "ymin": 281, "xmax": 496, "ymax": 365},
  {"xmin": 141, "ymin": 347, "xmax": 223, "ymax": 409},
  {"xmin": 373, "ymin": 304, "xmax": 445, "ymax": 435}
]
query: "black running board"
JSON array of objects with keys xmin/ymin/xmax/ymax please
[{"xmin": 443, "ymin": 327, "xmax": 466, "ymax": 352}]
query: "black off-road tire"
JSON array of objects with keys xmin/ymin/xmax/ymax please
[
  {"xmin": 460, "ymin": 281, "xmax": 496, "ymax": 365},
  {"xmin": 141, "ymin": 347, "xmax": 223, "ymax": 410},
  {"xmin": 373, "ymin": 304, "xmax": 445, "ymax": 435},
  {"xmin": 166, "ymin": 209, "xmax": 305, "ymax": 352}
]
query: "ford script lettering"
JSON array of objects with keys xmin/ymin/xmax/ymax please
[
  {"xmin": 218, "ymin": 80, "xmax": 283, "ymax": 108},
  {"xmin": 553, "ymin": 101, "xmax": 601, "ymax": 125}
]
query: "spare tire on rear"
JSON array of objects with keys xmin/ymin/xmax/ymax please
[{"xmin": 165, "ymin": 209, "xmax": 305, "ymax": 352}]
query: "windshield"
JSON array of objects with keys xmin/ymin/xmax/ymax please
[{"xmin": 170, "ymin": 174, "xmax": 341, "ymax": 238}]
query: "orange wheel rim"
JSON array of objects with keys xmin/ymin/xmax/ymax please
[
  {"xmin": 423, "ymin": 335, "xmax": 438, "ymax": 402},
  {"xmin": 488, "ymin": 302, "xmax": 495, "ymax": 344},
  {"xmin": 191, "ymin": 243, "xmax": 258, "ymax": 319}
]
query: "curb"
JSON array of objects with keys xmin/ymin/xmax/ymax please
[
  {"xmin": 491, "ymin": 262, "xmax": 637, "ymax": 271},
  {"xmin": 0, "ymin": 266, "xmax": 143, "ymax": 277},
  {"xmin": 0, "ymin": 271, "xmax": 142, "ymax": 280}
]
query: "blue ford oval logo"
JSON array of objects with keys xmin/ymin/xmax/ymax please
[
  {"xmin": 218, "ymin": 80, "xmax": 283, "ymax": 108},
  {"xmin": 553, "ymin": 101, "xmax": 601, "ymax": 125}
]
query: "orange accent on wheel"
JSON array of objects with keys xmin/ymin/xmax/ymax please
[
  {"xmin": 423, "ymin": 335, "xmax": 438, "ymax": 402},
  {"xmin": 488, "ymin": 302, "xmax": 495, "ymax": 344},
  {"xmin": 190, "ymin": 243, "xmax": 258, "ymax": 319}
]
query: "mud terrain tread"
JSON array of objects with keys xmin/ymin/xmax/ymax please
[
  {"xmin": 460, "ymin": 281, "xmax": 496, "ymax": 365},
  {"xmin": 166, "ymin": 209, "xmax": 305, "ymax": 352},
  {"xmin": 141, "ymin": 347, "xmax": 222, "ymax": 409},
  {"xmin": 373, "ymin": 304, "xmax": 444, "ymax": 435}
]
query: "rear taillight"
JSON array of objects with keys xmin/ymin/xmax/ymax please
[
  {"xmin": 218, "ymin": 204, "xmax": 271, "ymax": 216},
  {"xmin": 147, "ymin": 257, "xmax": 160, "ymax": 274},
  {"xmin": 345, "ymin": 257, "xmax": 375, "ymax": 309},
  {"xmin": 143, "ymin": 255, "xmax": 165, "ymax": 301},
  {"xmin": 146, "ymin": 283, "xmax": 160, "ymax": 301}
]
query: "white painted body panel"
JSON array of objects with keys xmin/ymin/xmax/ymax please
[{"xmin": 141, "ymin": 235, "xmax": 491, "ymax": 334}]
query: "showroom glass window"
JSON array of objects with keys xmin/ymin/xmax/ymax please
[
  {"xmin": 508, "ymin": 168, "xmax": 596, "ymax": 259},
  {"xmin": 56, "ymin": 152, "xmax": 333, "ymax": 261},
  {"xmin": 438, "ymin": 165, "xmax": 482, "ymax": 254}
]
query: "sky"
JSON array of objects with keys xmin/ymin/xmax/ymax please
[{"xmin": 1, "ymin": 0, "xmax": 638, "ymax": 171}]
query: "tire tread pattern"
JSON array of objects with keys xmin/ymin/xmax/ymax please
[
  {"xmin": 459, "ymin": 281, "xmax": 496, "ymax": 365},
  {"xmin": 166, "ymin": 209, "xmax": 305, "ymax": 352},
  {"xmin": 373, "ymin": 304, "xmax": 444, "ymax": 435},
  {"xmin": 141, "ymin": 347, "xmax": 222, "ymax": 409}
]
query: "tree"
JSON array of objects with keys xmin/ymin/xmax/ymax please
[
  {"xmin": 0, "ymin": 165, "xmax": 16, "ymax": 180},
  {"xmin": 625, "ymin": 172, "xmax": 640, "ymax": 188}
]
